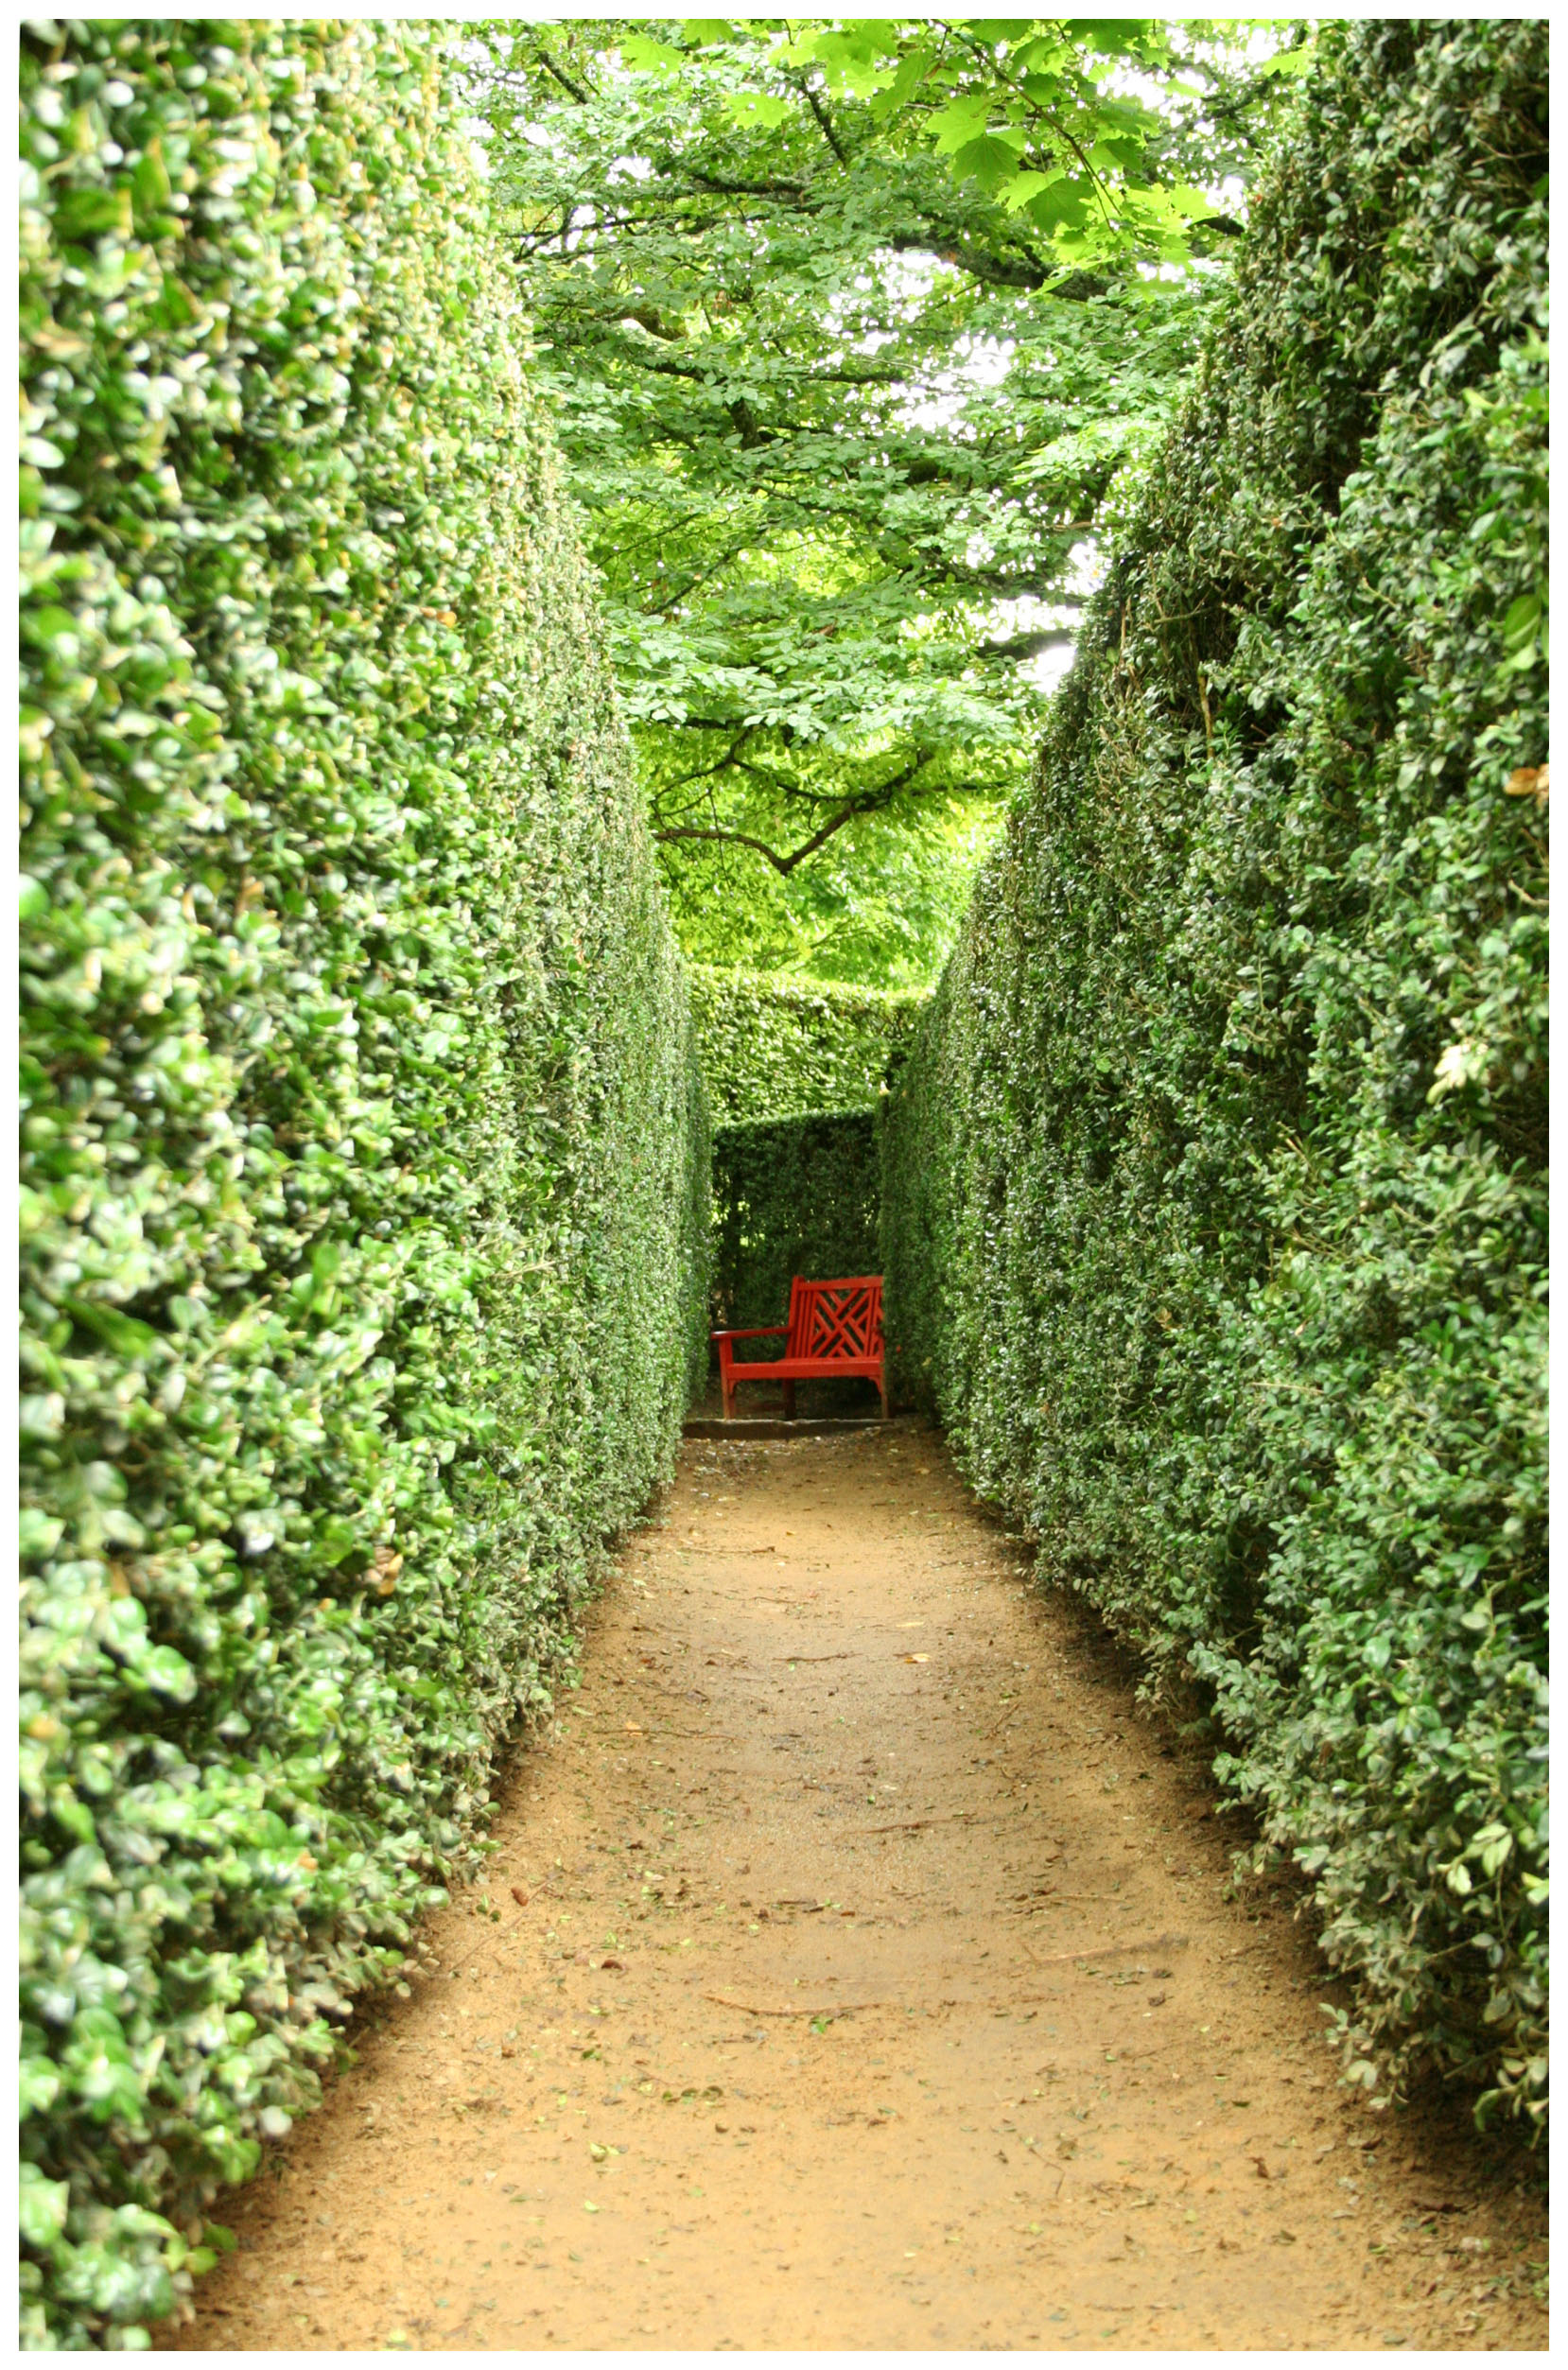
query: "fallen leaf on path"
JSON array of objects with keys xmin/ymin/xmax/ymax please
[{"xmin": 510, "ymin": 1886, "xmax": 529, "ymax": 1908}]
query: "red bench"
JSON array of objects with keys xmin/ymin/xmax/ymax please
[{"xmin": 711, "ymin": 1274, "xmax": 887, "ymax": 1422}]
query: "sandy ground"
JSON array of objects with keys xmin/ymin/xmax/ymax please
[{"xmin": 169, "ymin": 1421, "xmax": 1546, "ymax": 2352}]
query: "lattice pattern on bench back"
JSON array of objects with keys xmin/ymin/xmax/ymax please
[{"xmin": 786, "ymin": 1275, "xmax": 884, "ymax": 1364}]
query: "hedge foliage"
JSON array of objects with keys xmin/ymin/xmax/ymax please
[
  {"xmin": 689, "ymin": 964, "xmax": 923, "ymax": 1126},
  {"xmin": 881, "ymin": 21, "xmax": 1546, "ymax": 2125},
  {"xmin": 711, "ymin": 1112, "xmax": 881, "ymax": 1338},
  {"xmin": 19, "ymin": 20, "xmax": 708, "ymax": 2346}
]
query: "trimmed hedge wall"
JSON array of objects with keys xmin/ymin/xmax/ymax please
[
  {"xmin": 20, "ymin": 20, "xmax": 708, "ymax": 2347},
  {"xmin": 711, "ymin": 1114, "xmax": 881, "ymax": 1338},
  {"xmin": 882, "ymin": 20, "xmax": 1546, "ymax": 2125},
  {"xmin": 690, "ymin": 965, "xmax": 922, "ymax": 1126}
]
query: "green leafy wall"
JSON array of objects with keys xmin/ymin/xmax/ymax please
[
  {"xmin": 711, "ymin": 1113, "xmax": 881, "ymax": 1339},
  {"xmin": 690, "ymin": 965, "xmax": 923, "ymax": 1126},
  {"xmin": 19, "ymin": 20, "xmax": 709, "ymax": 2346},
  {"xmin": 881, "ymin": 21, "xmax": 1546, "ymax": 2125}
]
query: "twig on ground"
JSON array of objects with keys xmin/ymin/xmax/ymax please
[
  {"xmin": 860, "ymin": 1808, "xmax": 1016, "ymax": 1835},
  {"xmin": 1019, "ymin": 1931, "xmax": 1189, "ymax": 1970},
  {"xmin": 705, "ymin": 1992, "xmax": 883, "ymax": 2017}
]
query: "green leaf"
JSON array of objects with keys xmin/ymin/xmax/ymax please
[
  {"xmin": 20, "ymin": 2060, "xmax": 63, "ymax": 2117},
  {"xmin": 619, "ymin": 34, "xmax": 687, "ymax": 74},
  {"xmin": 1502, "ymin": 592, "xmax": 1542, "ymax": 648},
  {"xmin": 874, "ymin": 40, "xmax": 936, "ymax": 119},
  {"xmin": 62, "ymin": 1298, "xmax": 160, "ymax": 1359},
  {"xmin": 19, "ymin": 2165, "xmax": 71, "ymax": 2250},
  {"xmin": 926, "ymin": 95, "xmax": 992, "ymax": 157},
  {"xmin": 52, "ymin": 185, "xmax": 133, "ymax": 243},
  {"xmin": 1000, "ymin": 168, "xmax": 1067, "ymax": 217},
  {"xmin": 950, "ymin": 133, "xmax": 1032, "ymax": 197},
  {"xmin": 725, "ymin": 91, "xmax": 791, "ymax": 130},
  {"xmin": 139, "ymin": 1647, "xmax": 198, "ymax": 1703},
  {"xmin": 20, "ymin": 1507, "xmax": 65, "ymax": 1561}
]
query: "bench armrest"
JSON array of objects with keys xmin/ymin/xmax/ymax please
[{"xmin": 710, "ymin": 1326, "xmax": 787, "ymax": 1342}]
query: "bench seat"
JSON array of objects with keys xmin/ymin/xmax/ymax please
[{"xmin": 711, "ymin": 1274, "xmax": 887, "ymax": 1421}]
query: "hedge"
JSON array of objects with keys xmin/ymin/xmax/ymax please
[
  {"xmin": 689, "ymin": 964, "xmax": 923, "ymax": 1127},
  {"xmin": 881, "ymin": 20, "xmax": 1546, "ymax": 2126},
  {"xmin": 711, "ymin": 1112, "xmax": 881, "ymax": 1340},
  {"xmin": 19, "ymin": 20, "xmax": 709, "ymax": 2347}
]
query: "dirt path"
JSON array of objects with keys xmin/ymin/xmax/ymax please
[{"xmin": 173, "ymin": 1424, "xmax": 1546, "ymax": 2352}]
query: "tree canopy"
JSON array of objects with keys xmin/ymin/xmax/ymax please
[{"xmin": 473, "ymin": 17, "xmax": 1310, "ymax": 983}]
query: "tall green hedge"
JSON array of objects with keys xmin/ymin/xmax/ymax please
[
  {"xmin": 19, "ymin": 20, "xmax": 709, "ymax": 2347},
  {"xmin": 690, "ymin": 964, "xmax": 923, "ymax": 1126},
  {"xmin": 882, "ymin": 21, "xmax": 1546, "ymax": 2126},
  {"xmin": 711, "ymin": 1112, "xmax": 881, "ymax": 1338}
]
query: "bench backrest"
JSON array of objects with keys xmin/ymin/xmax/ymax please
[{"xmin": 785, "ymin": 1275, "xmax": 884, "ymax": 1363}]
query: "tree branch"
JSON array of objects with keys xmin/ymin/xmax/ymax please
[
  {"xmin": 684, "ymin": 165, "xmax": 808, "ymax": 200},
  {"xmin": 556, "ymin": 329, "xmax": 908, "ymax": 392},
  {"xmin": 641, "ymin": 536, "xmax": 758, "ymax": 618},
  {"xmin": 519, "ymin": 163, "xmax": 1114, "ymax": 302},
  {"xmin": 727, "ymin": 395, "xmax": 771, "ymax": 449},
  {"xmin": 653, "ymin": 821, "xmax": 840, "ymax": 877},
  {"xmin": 884, "ymin": 228, "xmax": 1110, "ymax": 301},
  {"xmin": 800, "ymin": 79, "xmax": 851, "ymax": 168},
  {"xmin": 653, "ymin": 754, "xmax": 932, "ymax": 875},
  {"xmin": 655, "ymin": 730, "xmax": 755, "ymax": 797},
  {"xmin": 531, "ymin": 42, "xmax": 591, "ymax": 106},
  {"xmin": 622, "ymin": 305, "xmax": 684, "ymax": 340}
]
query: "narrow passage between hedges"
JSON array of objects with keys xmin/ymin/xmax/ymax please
[{"xmin": 173, "ymin": 1427, "xmax": 1544, "ymax": 2353}]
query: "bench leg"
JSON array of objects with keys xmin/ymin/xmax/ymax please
[
  {"xmin": 722, "ymin": 1373, "xmax": 736, "ymax": 1421},
  {"xmin": 782, "ymin": 1378, "xmax": 796, "ymax": 1420}
]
